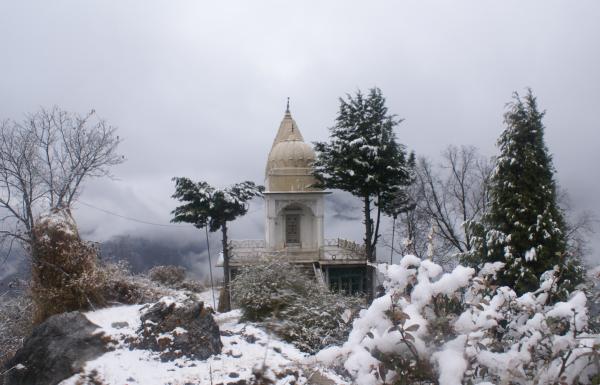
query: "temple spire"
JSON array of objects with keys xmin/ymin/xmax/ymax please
[{"xmin": 270, "ymin": 101, "xmax": 304, "ymax": 150}]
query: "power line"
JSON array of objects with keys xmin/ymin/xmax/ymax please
[
  {"xmin": 77, "ymin": 201, "xmax": 191, "ymax": 228},
  {"xmin": 77, "ymin": 200, "xmax": 262, "ymax": 229}
]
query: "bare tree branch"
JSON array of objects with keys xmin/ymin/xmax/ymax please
[
  {"xmin": 557, "ymin": 186, "xmax": 599, "ymax": 261},
  {"xmin": 391, "ymin": 145, "xmax": 493, "ymax": 268},
  {"xmin": 0, "ymin": 107, "xmax": 123, "ymax": 256}
]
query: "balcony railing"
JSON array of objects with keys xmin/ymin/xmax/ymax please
[{"xmin": 228, "ymin": 238, "xmax": 366, "ymax": 265}]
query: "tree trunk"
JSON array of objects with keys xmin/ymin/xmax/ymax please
[
  {"xmin": 390, "ymin": 215, "xmax": 396, "ymax": 264},
  {"xmin": 220, "ymin": 222, "xmax": 231, "ymax": 312},
  {"xmin": 372, "ymin": 195, "xmax": 382, "ymax": 251},
  {"xmin": 363, "ymin": 196, "xmax": 375, "ymax": 302}
]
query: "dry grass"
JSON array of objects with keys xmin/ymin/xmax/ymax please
[
  {"xmin": 101, "ymin": 261, "xmax": 177, "ymax": 305},
  {"xmin": 30, "ymin": 213, "xmax": 108, "ymax": 324},
  {"xmin": 0, "ymin": 293, "xmax": 33, "ymax": 378}
]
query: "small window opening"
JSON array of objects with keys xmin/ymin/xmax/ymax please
[{"xmin": 285, "ymin": 214, "xmax": 300, "ymax": 245}]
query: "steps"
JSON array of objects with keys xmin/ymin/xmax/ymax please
[{"xmin": 312, "ymin": 263, "xmax": 327, "ymax": 289}]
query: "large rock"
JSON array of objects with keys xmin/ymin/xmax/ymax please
[
  {"xmin": 134, "ymin": 299, "xmax": 222, "ymax": 361},
  {"xmin": 3, "ymin": 312, "xmax": 107, "ymax": 385}
]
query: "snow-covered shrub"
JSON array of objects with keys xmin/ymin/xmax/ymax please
[
  {"xmin": 30, "ymin": 209, "xmax": 109, "ymax": 324},
  {"xmin": 231, "ymin": 259, "xmax": 310, "ymax": 321},
  {"xmin": 147, "ymin": 264, "xmax": 205, "ymax": 293},
  {"xmin": 274, "ymin": 286, "xmax": 363, "ymax": 353},
  {"xmin": 30, "ymin": 209, "xmax": 181, "ymax": 323},
  {"xmin": 317, "ymin": 255, "xmax": 600, "ymax": 385},
  {"xmin": 148, "ymin": 265, "xmax": 186, "ymax": 286},
  {"xmin": 177, "ymin": 278, "xmax": 205, "ymax": 293},
  {"xmin": 100, "ymin": 261, "xmax": 176, "ymax": 305},
  {"xmin": 231, "ymin": 258, "xmax": 363, "ymax": 353}
]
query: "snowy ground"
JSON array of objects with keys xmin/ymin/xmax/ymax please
[{"xmin": 60, "ymin": 290, "xmax": 347, "ymax": 385}]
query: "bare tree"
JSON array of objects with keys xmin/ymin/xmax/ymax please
[
  {"xmin": 389, "ymin": 144, "xmax": 596, "ymax": 271},
  {"xmin": 557, "ymin": 186, "xmax": 598, "ymax": 263},
  {"xmin": 0, "ymin": 106, "xmax": 123, "ymax": 254},
  {"xmin": 391, "ymin": 145, "xmax": 493, "ymax": 267},
  {"xmin": 380, "ymin": 182, "xmax": 424, "ymax": 260}
]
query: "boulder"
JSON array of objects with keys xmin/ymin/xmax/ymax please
[
  {"xmin": 135, "ymin": 299, "xmax": 222, "ymax": 361},
  {"xmin": 3, "ymin": 312, "xmax": 107, "ymax": 385}
]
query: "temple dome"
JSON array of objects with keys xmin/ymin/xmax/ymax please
[
  {"xmin": 267, "ymin": 140, "xmax": 315, "ymax": 170},
  {"xmin": 265, "ymin": 108, "xmax": 319, "ymax": 192}
]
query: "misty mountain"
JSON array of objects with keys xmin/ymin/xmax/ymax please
[
  {"xmin": 99, "ymin": 235, "xmax": 210, "ymax": 279},
  {"xmin": 326, "ymin": 192, "xmax": 362, "ymax": 222}
]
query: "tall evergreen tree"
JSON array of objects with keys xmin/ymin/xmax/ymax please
[
  {"xmin": 171, "ymin": 178, "xmax": 263, "ymax": 311},
  {"xmin": 313, "ymin": 87, "xmax": 414, "ymax": 299},
  {"xmin": 480, "ymin": 89, "xmax": 583, "ymax": 296}
]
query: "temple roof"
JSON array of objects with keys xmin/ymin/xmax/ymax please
[
  {"xmin": 269, "ymin": 109, "xmax": 304, "ymax": 150},
  {"xmin": 265, "ymin": 107, "xmax": 318, "ymax": 192}
]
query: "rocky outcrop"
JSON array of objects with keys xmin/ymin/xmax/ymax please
[
  {"xmin": 134, "ymin": 299, "xmax": 222, "ymax": 361},
  {"xmin": 3, "ymin": 312, "xmax": 107, "ymax": 385}
]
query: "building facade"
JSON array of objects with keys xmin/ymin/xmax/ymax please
[{"xmin": 228, "ymin": 106, "xmax": 368, "ymax": 294}]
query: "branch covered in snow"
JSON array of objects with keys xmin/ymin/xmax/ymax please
[{"xmin": 317, "ymin": 256, "xmax": 599, "ymax": 385}]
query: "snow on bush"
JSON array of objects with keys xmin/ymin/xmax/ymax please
[
  {"xmin": 274, "ymin": 286, "xmax": 363, "ymax": 354},
  {"xmin": 31, "ymin": 208, "xmax": 178, "ymax": 324},
  {"xmin": 231, "ymin": 258, "xmax": 363, "ymax": 353},
  {"xmin": 145, "ymin": 264, "xmax": 205, "ymax": 293},
  {"xmin": 30, "ymin": 208, "xmax": 108, "ymax": 323},
  {"xmin": 100, "ymin": 261, "xmax": 178, "ymax": 305},
  {"xmin": 231, "ymin": 258, "xmax": 308, "ymax": 322},
  {"xmin": 317, "ymin": 255, "xmax": 600, "ymax": 385},
  {"xmin": 148, "ymin": 265, "xmax": 186, "ymax": 286},
  {"xmin": 31, "ymin": 209, "xmax": 203, "ymax": 319}
]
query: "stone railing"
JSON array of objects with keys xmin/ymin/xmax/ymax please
[
  {"xmin": 229, "ymin": 239, "xmax": 266, "ymax": 249},
  {"xmin": 227, "ymin": 239, "xmax": 266, "ymax": 263},
  {"xmin": 335, "ymin": 238, "xmax": 366, "ymax": 255},
  {"xmin": 321, "ymin": 238, "xmax": 366, "ymax": 262},
  {"xmin": 228, "ymin": 238, "xmax": 366, "ymax": 264}
]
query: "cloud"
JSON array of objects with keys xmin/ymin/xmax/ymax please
[{"xmin": 0, "ymin": 0, "xmax": 598, "ymax": 264}]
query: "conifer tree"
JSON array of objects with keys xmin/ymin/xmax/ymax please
[
  {"xmin": 171, "ymin": 178, "xmax": 263, "ymax": 311},
  {"xmin": 479, "ymin": 90, "xmax": 583, "ymax": 295},
  {"xmin": 313, "ymin": 87, "xmax": 414, "ymax": 299}
]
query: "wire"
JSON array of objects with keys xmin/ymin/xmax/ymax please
[
  {"xmin": 77, "ymin": 200, "xmax": 263, "ymax": 229},
  {"xmin": 77, "ymin": 200, "xmax": 191, "ymax": 228}
]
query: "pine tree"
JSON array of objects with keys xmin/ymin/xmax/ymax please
[
  {"xmin": 313, "ymin": 87, "xmax": 414, "ymax": 299},
  {"xmin": 171, "ymin": 178, "xmax": 263, "ymax": 311},
  {"xmin": 482, "ymin": 89, "xmax": 583, "ymax": 296}
]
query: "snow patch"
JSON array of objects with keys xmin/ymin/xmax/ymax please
[{"xmin": 62, "ymin": 290, "xmax": 347, "ymax": 385}]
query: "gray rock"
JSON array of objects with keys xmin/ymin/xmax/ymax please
[
  {"xmin": 134, "ymin": 299, "xmax": 222, "ymax": 361},
  {"xmin": 3, "ymin": 312, "xmax": 107, "ymax": 385},
  {"xmin": 111, "ymin": 321, "xmax": 129, "ymax": 329}
]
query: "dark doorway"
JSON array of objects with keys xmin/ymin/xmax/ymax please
[
  {"xmin": 285, "ymin": 214, "xmax": 300, "ymax": 245},
  {"xmin": 328, "ymin": 266, "xmax": 366, "ymax": 295}
]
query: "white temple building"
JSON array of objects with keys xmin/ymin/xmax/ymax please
[{"xmin": 227, "ymin": 105, "xmax": 368, "ymax": 294}]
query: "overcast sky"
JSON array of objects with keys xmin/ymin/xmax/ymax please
[{"xmin": 1, "ymin": 1, "xmax": 599, "ymax": 265}]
